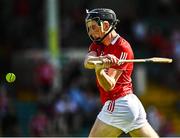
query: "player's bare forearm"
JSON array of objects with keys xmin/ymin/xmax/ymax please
[
  {"xmin": 84, "ymin": 51, "xmax": 104, "ymax": 69},
  {"xmin": 95, "ymin": 67, "xmax": 116, "ymax": 92},
  {"xmin": 84, "ymin": 55, "xmax": 101, "ymax": 69}
]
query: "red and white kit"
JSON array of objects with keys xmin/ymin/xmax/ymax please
[{"xmin": 88, "ymin": 35, "xmax": 147, "ymax": 133}]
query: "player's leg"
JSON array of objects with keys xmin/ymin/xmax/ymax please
[
  {"xmin": 129, "ymin": 122, "xmax": 159, "ymax": 138},
  {"xmin": 89, "ymin": 118, "xmax": 123, "ymax": 137}
]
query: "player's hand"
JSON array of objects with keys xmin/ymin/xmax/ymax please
[
  {"xmin": 103, "ymin": 54, "xmax": 119, "ymax": 66},
  {"xmin": 98, "ymin": 54, "xmax": 118, "ymax": 68}
]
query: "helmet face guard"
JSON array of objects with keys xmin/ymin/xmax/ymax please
[
  {"xmin": 85, "ymin": 18, "xmax": 103, "ymax": 42},
  {"xmin": 85, "ymin": 8, "xmax": 119, "ymax": 44}
]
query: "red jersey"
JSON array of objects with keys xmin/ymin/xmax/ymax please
[{"xmin": 88, "ymin": 35, "xmax": 134, "ymax": 104}]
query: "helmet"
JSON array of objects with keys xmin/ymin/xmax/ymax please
[
  {"xmin": 85, "ymin": 8, "xmax": 119, "ymax": 43},
  {"xmin": 86, "ymin": 8, "xmax": 119, "ymax": 26}
]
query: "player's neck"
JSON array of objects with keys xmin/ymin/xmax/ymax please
[{"xmin": 102, "ymin": 30, "xmax": 118, "ymax": 46}]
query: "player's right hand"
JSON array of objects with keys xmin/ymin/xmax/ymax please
[
  {"xmin": 105, "ymin": 54, "xmax": 119, "ymax": 65},
  {"xmin": 99, "ymin": 54, "xmax": 119, "ymax": 67},
  {"xmin": 98, "ymin": 54, "xmax": 118, "ymax": 68}
]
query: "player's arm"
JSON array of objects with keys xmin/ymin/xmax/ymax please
[
  {"xmin": 95, "ymin": 67, "xmax": 123, "ymax": 92},
  {"xmin": 95, "ymin": 54, "xmax": 123, "ymax": 91},
  {"xmin": 84, "ymin": 51, "xmax": 102, "ymax": 69},
  {"xmin": 85, "ymin": 53, "xmax": 122, "ymax": 91},
  {"xmin": 84, "ymin": 52, "xmax": 119, "ymax": 69}
]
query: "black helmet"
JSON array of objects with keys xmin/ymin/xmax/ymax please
[
  {"xmin": 85, "ymin": 8, "xmax": 119, "ymax": 43},
  {"xmin": 86, "ymin": 8, "xmax": 119, "ymax": 26}
]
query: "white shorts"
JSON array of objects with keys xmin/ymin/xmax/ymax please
[{"xmin": 97, "ymin": 93, "xmax": 147, "ymax": 133}]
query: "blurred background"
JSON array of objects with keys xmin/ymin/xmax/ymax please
[{"xmin": 0, "ymin": 0, "xmax": 180, "ymax": 137}]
